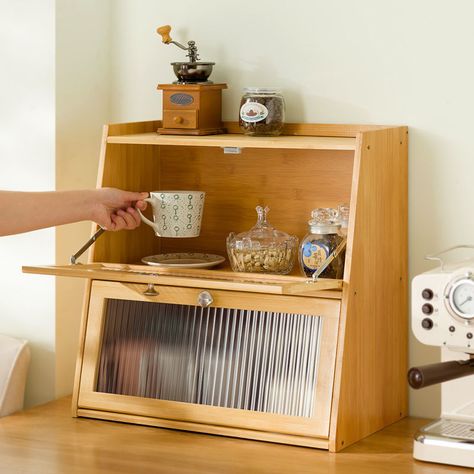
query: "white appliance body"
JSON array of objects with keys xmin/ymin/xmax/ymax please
[{"xmin": 411, "ymin": 255, "xmax": 474, "ymax": 468}]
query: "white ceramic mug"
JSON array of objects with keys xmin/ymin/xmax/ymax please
[{"xmin": 138, "ymin": 191, "xmax": 205, "ymax": 238}]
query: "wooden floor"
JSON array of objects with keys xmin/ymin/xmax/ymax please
[{"xmin": 0, "ymin": 397, "xmax": 470, "ymax": 474}]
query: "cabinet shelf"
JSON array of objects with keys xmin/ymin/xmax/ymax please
[
  {"xmin": 22, "ymin": 263, "xmax": 343, "ymax": 298},
  {"xmin": 107, "ymin": 132, "xmax": 357, "ymax": 151}
]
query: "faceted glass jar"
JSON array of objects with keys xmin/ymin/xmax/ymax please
[
  {"xmin": 227, "ymin": 206, "xmax": 298, "ymax": 274},
  {"xmin": 239, "ymin": 88, "xmax": 285, "ymax": 136},
  {"xmin": 299, "ymin": 208, "xmax": 345, "ymax": 279},
  {"xmin": 337, "ymin": 203, "xmax": 350, "ymax": 237}
]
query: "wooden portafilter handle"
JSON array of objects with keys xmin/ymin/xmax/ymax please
[
  {"xmin": 408, "ymin": 359, "xmax": 474, "ymax": 389},
  {"xmin": 157, "ymin": 25, "xmax": 172, "ymax": 44}
]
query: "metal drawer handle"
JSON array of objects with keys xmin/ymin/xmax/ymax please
[
  {"xmin": 198, "ymin": 291, "xmax": 213, "ymax": 307},
  {"xmin": 143, "ymin": 283, "xmax": 159, "ymax": 296}
]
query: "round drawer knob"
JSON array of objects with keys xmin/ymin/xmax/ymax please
[
  {"xmin": 174, "ymin": 116, "xmax": 184, "ymax": 124},
  {"xmin": 198, "ymin": 291, "xmax": 213, "ymax": 308},
  {"xmin": 143, "ymin": 283, "xmax": 159, "ymax": 296}
]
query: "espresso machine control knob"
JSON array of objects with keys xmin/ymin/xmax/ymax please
[
  {"xmin": 422, "ymin": 303, "xmax": 434, "ymax": 315},
  {"xmin": 421, "ymin": 318, "xmax": 433, "ymax": 330},
  {"xmin": 422, "ymin": 288, "xmax": 434, "ymax": 300}
]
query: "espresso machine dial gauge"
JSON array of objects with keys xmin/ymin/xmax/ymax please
[{"xmin": 446, "ymin": 275, "xmax": 474, "ymax": 321}]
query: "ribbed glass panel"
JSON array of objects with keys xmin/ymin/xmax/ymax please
[{"xmin": 96, "ymin": 299, "xmax": 321, "ymax": 418}]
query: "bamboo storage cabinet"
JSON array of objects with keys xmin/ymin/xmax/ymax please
[{"xmin": 24, "ymin": 120, "xmax": 408, "ymax": 452}]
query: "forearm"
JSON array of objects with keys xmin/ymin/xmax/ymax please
[{"xmin": 0, "ymin": 190, "xmax": 98, "ymax": 236}]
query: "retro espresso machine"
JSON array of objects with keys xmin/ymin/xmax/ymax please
[
  {"xmin": 409, "ymin": 245, "xmax": 474, "ymax": 468},
  {"xmin": 156, "ymin": 25, "xmax": 227, "ymax": 135}
]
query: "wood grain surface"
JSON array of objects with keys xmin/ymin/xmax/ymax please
[{"xmin": 0, "ymin": 398, "xmax": 469, "ymax": 474}]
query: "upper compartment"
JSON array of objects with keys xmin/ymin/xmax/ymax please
[
  {"xmin": 96, "ymin": 120, "xmax": 364, "ymax": 270},
  {"xmin": 24, "ymin": 120, "xmax": 407, "ymax": 299}
]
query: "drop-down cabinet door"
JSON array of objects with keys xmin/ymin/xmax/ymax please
[{"xmin": 75, "ymin": 280, "xmax": 341, "ymax": 448}]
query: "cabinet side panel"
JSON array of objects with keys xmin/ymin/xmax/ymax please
[
  {"xmin": 93, "ymin": 141, "xmax": 161, "ymax": 264},
  {"xmin": 107, "ymin": 120, "xmax": 161, "ymax": 136},
  {"xmin": 330, "ymin": 127, "xmax": 408, "ymax": 451}
]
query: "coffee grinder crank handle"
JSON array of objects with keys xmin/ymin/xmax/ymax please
[{"xmin": 156, "ymin": 25, "xmax": 200, "ymax": 62}]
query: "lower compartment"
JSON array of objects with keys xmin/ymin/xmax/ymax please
[{"xmin": 75, "ymin": 281, "xmax": 341, "ymax": 442}]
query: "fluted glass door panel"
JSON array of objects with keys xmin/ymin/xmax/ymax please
[{"xmin": 96, "ymin": 299, "xmax": 322, "ymax": 418}]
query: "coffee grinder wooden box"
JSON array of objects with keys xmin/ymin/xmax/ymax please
[{"xmin": 157, "ymin": 83, "xmax": 227, "ymax": 135}]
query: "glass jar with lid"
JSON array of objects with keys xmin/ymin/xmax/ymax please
[
  {"xmin": 226, "ymin": 206, "xmax": 298, "ymax": 274},
  {"xmin": 337, "ymin": 203, "xmax": 350, "ymax": 237},
  {"xmin": 299, "ymin": 208, "xmax": 345, "ymax": 279},
  {"xmin": 239, "ymin": 88, "xmax": 285, "ymax": 136}
]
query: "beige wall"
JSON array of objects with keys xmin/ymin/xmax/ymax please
[
  {"xmin": 0, "ymin": 0, "xmax": 110, "ymax": 408},
  {"xmin": 0, "ymin": 0, "xmax": 55, "ymax": 408},
  {"xmin": 55, "ymin": 0, "xmax": 111, "ymax": 398}
]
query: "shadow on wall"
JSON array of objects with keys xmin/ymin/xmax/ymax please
[
  {"xmin": 24, "ymin": 343, "xmax": 55, "ymax": 409},
  {"xmin": 407, "ymin": 127, "xmax": 469, "ymax": 418},
  {"xmin": 213, "ymin": 45, "xmax": 373, "ymax": 123}
]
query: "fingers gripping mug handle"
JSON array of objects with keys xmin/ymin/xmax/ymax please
[{"xmin": 137, "ymin": 197, "xmax": 157, "ymax": 230}]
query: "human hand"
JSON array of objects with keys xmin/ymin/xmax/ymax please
[{"xmin": 89, "ymin": 188, "xmax": 149, "ymax": 231}]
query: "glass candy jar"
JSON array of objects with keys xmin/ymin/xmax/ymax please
[
  {"xmin": 299, "ymin": 208, "xmax": 345, "ymax": 279},
  {"xmin": 239, "ymin": 88, "xmax": 285, "ymax": 136},
  {"xmin": 337, "ymin": 203, "xmax": 350, "ymax": 237},
  {"xmin": 226, "ymin": 206, "xmax": 298, "ymax": 274}
]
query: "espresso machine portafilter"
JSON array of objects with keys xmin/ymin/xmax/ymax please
[{"xmin": 408, "ymin": 359, "xmax": 474, "ymax": 389}]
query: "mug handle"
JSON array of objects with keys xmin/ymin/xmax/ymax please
[{"xmin": 137, "ymin": 197, "xmax": 158, "ymax": 231}]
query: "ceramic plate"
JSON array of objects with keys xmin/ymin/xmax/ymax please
[{"xmin": 141, "ymin": 253, "xmax": 225, "ymax": 269}]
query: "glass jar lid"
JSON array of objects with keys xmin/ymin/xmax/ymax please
[
  {"xmin": 337, "ymin": 203, "xmax": 350, "ymax": 228},
  {"xmin": 308, "ymin": 208, "xmax": 341, "ymax": 234},
  {"xmin": 242, "ymin": 87, "xmax": 282, "ymax": 95},
  {"xmin": 229, "ymin": 206, "xmax": 294, "ymax": 250}
]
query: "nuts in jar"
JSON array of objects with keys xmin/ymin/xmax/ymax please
[
  {"xmin": 227, "ymin": 246, "xmax": 296, "ymax": 274},
  {"xmin": 226, "ymin": 206, "xmax": 298, "ymax": 275},
  {"xmin": 239, "ymin": 88, "xmax": 285, "ymax": 136}
]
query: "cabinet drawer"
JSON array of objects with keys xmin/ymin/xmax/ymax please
[{"xmin": 163, "ymin": 109, "xmax": 197, "ymax": 129}]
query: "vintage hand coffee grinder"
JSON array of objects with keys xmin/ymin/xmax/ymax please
[{"xmin": 156, "ymin": 25, "xmax": 227, "ymax": 135}]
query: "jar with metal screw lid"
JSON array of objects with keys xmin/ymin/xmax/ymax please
[{"xmin": 239, "ymin": 88, "xmax": 285, "ymax": 136}]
